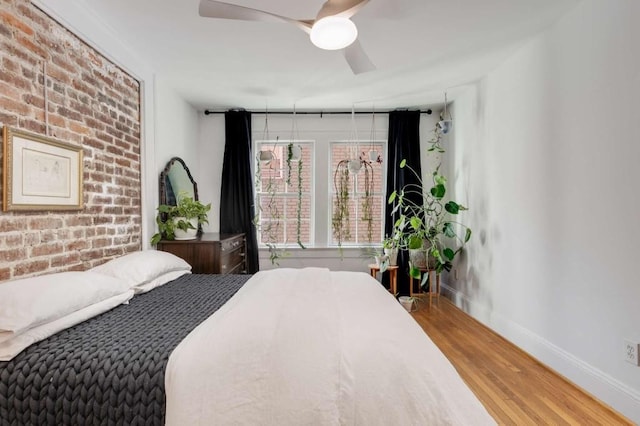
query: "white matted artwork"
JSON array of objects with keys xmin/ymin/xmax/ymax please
[{"xmin": 2, "ymin": 127, "xmax": 83, "ymax": 211}]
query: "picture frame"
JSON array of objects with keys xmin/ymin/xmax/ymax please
[{"xmin": 2, "ymin": 126, "xmax": 84, "ymax": 211}]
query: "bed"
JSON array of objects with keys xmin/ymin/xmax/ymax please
[{"xmin": 0, "ymin": 251, "xmax": 495, "ymax": 425}]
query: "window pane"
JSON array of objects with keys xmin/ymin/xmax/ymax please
[
  {"xmin": 330, "ymin": 141, "xmax": 386, "ymax": 246},
  {"xmin": 256, "ymin": 141, "xmax": 313, "ymax": 247}
]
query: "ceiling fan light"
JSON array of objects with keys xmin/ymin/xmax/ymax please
[{"xmin": 310, "ymin": 17, "xmax": 358, "ymax": 50}]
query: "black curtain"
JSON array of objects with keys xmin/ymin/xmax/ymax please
[
  {"xmin": 384, "ymin": 110, "xmax": 423, "ymax": 295},
  {"xmin": 220, "ymin": 110, "xmax": 259, "ymax": 273}
]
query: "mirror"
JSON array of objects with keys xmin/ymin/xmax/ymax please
[{"xmin": 159, "ymin": 157, "xmax": 199, "ymax": 206}]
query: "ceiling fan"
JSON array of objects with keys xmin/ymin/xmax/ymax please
[{"xmin": 198, "ymin": 0, "xmax": 376, "ymax": 74}]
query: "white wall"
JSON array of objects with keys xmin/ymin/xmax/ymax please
[
  {"xmin": 447, "ymin": 0, "xmax": 640, "ymax": 420},
  {"xmin": 154, "ymin": 79, "xmax": 199, "ymax": 178},
  {"xmin": 198, "ymin": 112, "xmax": 439, "ymax": 272},
  {"xmin": 197, "ymin": 113, "xmax": 226, "ymax": 234}
]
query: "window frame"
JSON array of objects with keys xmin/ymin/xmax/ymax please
[
  {"xmin": 328, "ymin": 139, "xmax": 388, "ymax": 247},
  {"xmin": 254, "ymin": 139, "xmax": 315, "ymax": 248}
]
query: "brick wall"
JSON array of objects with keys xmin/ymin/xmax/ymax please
[{"xmin": 0, "ymin": 0, "xmax": 142, "ymax": 281}]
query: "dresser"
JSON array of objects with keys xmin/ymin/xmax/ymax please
[{"xmin": 156, "ymin": 233, "xmax": 246, "ymax": 274}]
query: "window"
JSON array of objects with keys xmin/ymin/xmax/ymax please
[
  {"xmin": 330, "ymin": 141, "xmax": 386, "ymax": 246},
  {"xmin": 255, "ymin": 140, "xmax": 313, "ymax": 247}
]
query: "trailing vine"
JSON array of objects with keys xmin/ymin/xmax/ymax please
[
  {"xmin": 332, "ymin": 159, "xmax": 351, "ymax": 247},
  {"xmin": 296, "ymin": 157, "xmax": 306, "ymax": 249},
  {"xmin": 360, "ymin": 158, "xmax": 374, "ymax": 243}
]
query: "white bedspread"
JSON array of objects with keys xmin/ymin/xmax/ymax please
[{"xmin": 165, "ymin": 268, "xmax": 495, "ymax": 425}]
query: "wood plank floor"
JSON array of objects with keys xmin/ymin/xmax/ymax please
[{"xmin": 410, "ymin": 297, "xmax": 633, "ymax": 425}]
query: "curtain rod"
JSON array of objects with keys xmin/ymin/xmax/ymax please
[{"xmin": 203, "ymin": 109, "xmax": 433, "ymax": 116}]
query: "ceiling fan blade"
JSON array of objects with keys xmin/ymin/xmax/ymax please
[
  {"xmin": 199, "ymin": 0, "xmax": 312, "ymax": 33},
  {"xmin": 316, "ymin": 0, "xmax": 370, "ymax": 20},
  {"xmin": 343, "ymin": 39, "xmax": 375, "ymax": 74}
]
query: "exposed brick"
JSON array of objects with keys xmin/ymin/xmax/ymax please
[
  {"xmin": 2, "ymin": 232, "xmax": 23, "ymax": 247},
  {"xmin": 0, "ymin": 95, "xmax": 30, "ymax": 115},
  {"xmin": 16, "ymin": 33, "xmax": 46, "ymax": 58},
  {"xmin": 65, "ymin": 216, "xmax": 93, "ymax": 227},
  {"xmin": 103, "ymin": 206, "xmax": 123, "ymax": 215},
  {"xmin": 0, "ymin": 22, "xmax": 11, "ymax": 38},
  {"xmin": 31, "ymin": 242, "xmax": 63, "ymax": 257},
  {"xmin": 50, "ymin": 252, "xmax": 81, "ymax": 267},
  {"xmin": 0, "ymin": 217, "xmax": 27, "ymax": 232},
  {"xmin": 0, "ymin": 0, "xmax": 141, "ymax": 281},
  {"xmin": 93, "ymin": 216, "xmax": 113, "ymax": 225},
  {"xmin": 0, "ymin": 111, "xmax": 18, "ymax": 126},
  {"xmin": 17, "ymin": 117, "xmax": 46, "ymax": 133},
  {"xmin": 46, "ymin": 62, "xmax": 72, "ymax": 85},
  {"xmin": 29, "ymin": 217, "xmax": 63, "ymax": 230},
  {"xmin": 91, "ymin": 237, "xmax": 112, "ymax": 248},
  {"xmin": 14, "ymin": 259, "xmax": 49, "ymax": 277},
  {"xmin": 65, "ymin": 239, "xmax": 89, "ymax": 251},
  {"xmin": 0, "ymin": 10, "xmax": 34, "ymax": 36},
  {"xmin": 0, "ymin": 80, "xmax": 21, "ymax": 99},
  {"xmin": 0, "ymin": 268, "xmax": 10, "ymax": 281}
]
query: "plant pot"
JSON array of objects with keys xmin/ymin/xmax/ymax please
[
  {"xmin": 259, "ymin": 150, "xmax": 276, "ymax": 162},
  {"xmin": 368, "ymin": 150, "xmax": 378, "ymax": 162},
  {"xmin": 398, "ymin": 296, "xmax": 414, "ymax": 312},
  {"xmin": 289, "ymin": 145, "xmax": 302, "ymax": 161},
  {"xmin": 173, "ymin": 217, "xmax": 198, "ymax": 240},
  {"xmin": 438, "ymin": 120, "xmax": 452, "ymax": 135},
  {"xmin": 409, "ymin": 248, "xmax": 427, "ymax": 269},
  {"xmin": 384, "ymin": 248, "xmax": 398, "ymax": 266},
  {"xmin": 347, "ymin": 159, "xmax": 362, "ymax": 174}
]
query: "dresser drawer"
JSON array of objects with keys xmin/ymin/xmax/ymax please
[
  {"xmin": 157, "ymin": 233, "xmax": 246, "ymax": 275},
  {"xmin": 221, "ymin": 236, "xmax": 244, "ymax": 254},
  {"xmin": 220, "ymin": 249, "xmax": 245, "ymax": 274}
]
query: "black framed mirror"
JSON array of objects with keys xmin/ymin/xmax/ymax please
[{"xmin": 159, "ymin": 157, "xmax": 199, "ymax": 206}]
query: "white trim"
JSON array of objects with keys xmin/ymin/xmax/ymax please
[{"xmin": 441, "ymin": 282, "xmax": 640, "ymax": 422}]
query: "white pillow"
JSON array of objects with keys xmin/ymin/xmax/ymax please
[
  {"xmin": 90, "ymin": 250, "xmax": 192, "ymax": 289},
  {"xmin": 0, "ymin": 271, "xmax": 130, "ymax": 334},
  {"xmin": 0, "ymin": 290, "xmax": 134, "ymax": 361},
  {"xmin": 134, "ymin": 270, "xmax": 191, "ymax": 294}
]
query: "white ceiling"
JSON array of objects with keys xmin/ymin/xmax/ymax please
[{"xmin": 69, "ymin": 0, "xmax": 578, "ymax": 111}]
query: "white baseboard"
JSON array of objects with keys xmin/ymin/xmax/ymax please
[{"xmin": 441, "ymin": 282, "xmax": 640, "ymax": 423}]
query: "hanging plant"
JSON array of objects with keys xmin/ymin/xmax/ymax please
[
  {"xmin": 332, "ymin": 159, "xmax": 351, "ymax": 247},
  {"xmin": 254, "ymin": 151, "xmax": 286, "ymax": 264},
  {"xmin": 296, "ymin": 157, "xmax": 306, "ymax": 249},
  {"xmin": 285, "ymin": 142, "xmax": 301, "ymax": 185},
  {"xmin": 360, "ymin": 156, "xmax": 375, "ymax": 243},
  {"xmin": 286, "ymin": 107, "xmax": 306, "ymax": 249}
]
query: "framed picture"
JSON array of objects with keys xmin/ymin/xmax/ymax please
[{"xmin": 2, "ymin": 126, "xmax": 84, "ymax": 211}]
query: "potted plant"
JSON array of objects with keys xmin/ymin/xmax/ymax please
[
  {"xmin": 388, "ymin": 157, "xmax": 471, "ymax": 288},
  {"xmin": 150, "ymin": 192, "xmax": 211, "ymax": 245},
  {"xmin": 382, "ymin": 231, "xmax": 400, "ymax": 266}
]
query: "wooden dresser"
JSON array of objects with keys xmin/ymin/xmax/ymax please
[{"xmin": 156, "ymin": 233, "xmax": 246, "ymax": 274}]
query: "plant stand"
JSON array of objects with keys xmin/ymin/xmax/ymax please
[
  {"xmin": 368, "ymin": 264, "xmax": 398, "ymax": 296},
  {"xmin": 410, "ymin": 267, "xmax": 441, "ymax": 304}
]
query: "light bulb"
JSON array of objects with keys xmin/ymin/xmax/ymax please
[{"xmin": 310, "ymin": 17, "xmax": 358, "ymax": 50}]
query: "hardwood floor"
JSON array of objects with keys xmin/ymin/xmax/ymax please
[{"xmin": 410, "ymin": 297, "xmax": 633, "ymax": 425}]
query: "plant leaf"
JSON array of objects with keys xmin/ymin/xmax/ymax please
[
  {"xmin": 443, "ymin": 248, "xmax": 455, "ymax": 260},
  {"xmin": 445, "ymin": 201, "xmax": 460, "ymax": 214},
  {"xmin": 400, "ymin": 159, "xmax": 407, "ymax": 168},
  {"xmin": 430, "ymin": 184, "xmax": 446, "ymax": 199},
  {"xmin": 465, "ymin": 228, "xmax": 472, "ymax": 242},
  {"xmin": 409, "ymin": 216, "xmax": 422, "ymax": 231},
  {"xmin": 388, "ymin": 191, "xmax": 397, "ymax": 203},
  {"xmin": 443, "ymin": 222, "xmax": 456, "ymax": 238},
  {"xmin": 435, "ymin": 175, "xmax": 447, "ymax": 185}
]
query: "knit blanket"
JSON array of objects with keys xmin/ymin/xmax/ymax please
[{"xmin": 0, "ymin": 273, "xmax": 250, "ymax": 426}]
